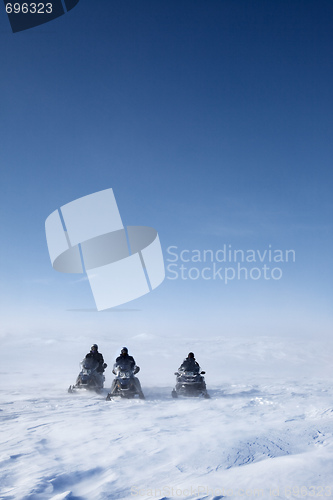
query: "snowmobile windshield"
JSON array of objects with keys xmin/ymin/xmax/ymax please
[
  {"xmin": 114, "ymin": 360, "xmax": 134, "ymax": 373},
  {"xmin": 81, "ymin": 357, "xmax": 99, "ymax": 371},
  {"xmin": 179, "ymin": 361, "xmax": 200, "ymax": 373},
  {"xmin": 180, "ymin": 371, "xmax": 200, "ymax": 377}
]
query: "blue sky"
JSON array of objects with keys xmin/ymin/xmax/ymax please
[{"xmin": 0, "ymin": 0, "xmax": 332, "ymax": 340}]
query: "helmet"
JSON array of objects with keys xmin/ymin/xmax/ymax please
[
  {"xmin": 121, "ymin": 347, "xmax": 128, "ymax": 355},
  {"xmin": 188, "ymin": 352, "xmax": 194, "ymax": 359},
  {"xmin": 91, "ymin": 344, "xmax": 98, "ymax": 352}
]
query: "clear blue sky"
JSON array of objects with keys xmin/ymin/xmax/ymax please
[{"xmin": 0, "ymin": 0, "xmax": 332, "ymax": 340}]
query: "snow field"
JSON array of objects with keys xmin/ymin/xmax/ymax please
[{"xmin": 1, "ymin": 332, "xmax": 333, "ymax": 499}]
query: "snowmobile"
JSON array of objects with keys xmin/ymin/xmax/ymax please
[
  {"xmin": 68, "ymin": 357, "xmax": 105, "ymax": 393},
  {"xmin": 171, "ymin": 369, "xmax": 210, "ymax": 398},
  {"xmin": 106, "ymin": 362, "xmax": 144, "ymax": 400}
]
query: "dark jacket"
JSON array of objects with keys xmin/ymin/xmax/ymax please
[
  {"xmin": 115, "ymin": 354, "xmax": 136, "ymax": 370},
  {"xmin": 86, "ymin": 351, "xmax": 105, "ymax": 372},
  {"xmin": 179, "ymin": 358, "xmax": 200, "ymax": 372}
]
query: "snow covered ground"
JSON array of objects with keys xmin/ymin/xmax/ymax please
[{"xmin": 1, "ymin": 330, "xmax": 333, "ymax": 500}]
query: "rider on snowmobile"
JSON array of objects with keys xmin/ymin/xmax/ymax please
[
  {"xmin": 172, "ymin": 352, "xmax": 209, "ymax": 398},
  {"xmin": 69, "ymin": 344, "xmax": 107, "ymax": 392},
  {"xmin": 178, "ymin": 352, "xmax": 200, "ymax": 373},
  {"xmin": 85, "ymin": 344, "xmax": 107, "ymax": 373},
  {"xmin": 110, "ymin": 347, "xmax": 144, "ymax": 397},
  {"xmin": 114, "ymin": 346, "xmax": 136, "ymax": 371}
]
